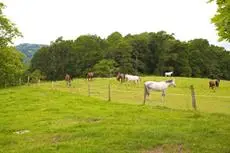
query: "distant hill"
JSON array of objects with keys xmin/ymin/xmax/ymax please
[{"xmin": 16, "ymin": 43, "xmax": 46, "ymax": 62}]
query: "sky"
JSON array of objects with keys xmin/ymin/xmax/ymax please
[{"xmin": 1, "ymin": 0, "xmax": 230, "ymax": 50}]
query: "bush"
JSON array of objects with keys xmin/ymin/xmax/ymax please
[{"xmin": 92, "ymin": 59, "xmax": 118, "ymax": 77}]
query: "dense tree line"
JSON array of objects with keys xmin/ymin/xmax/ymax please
[{"xmin": 31, "ymin": 31, "xmax": 230, "ymax": 80}]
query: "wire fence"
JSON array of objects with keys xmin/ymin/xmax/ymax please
[{"xmin": 27, "ymin": 77, "xmax": 230, "ymax": 115}]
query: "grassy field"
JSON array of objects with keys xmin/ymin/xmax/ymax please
[
  {"xmin": 40, "ymin": 76, "xmax": 230, "ymax": 114},
  {"xmin": 1, "ymin": 76, "xmax": 230, "ymax": 153}
]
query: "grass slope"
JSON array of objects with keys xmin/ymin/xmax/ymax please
[
  {"xmin": 0, "ymin": 85, "xmax": 230, "ymax": 153},
  {"xmin": 40, "ymin": 76, "xmax": 230, "ymax": 114}
]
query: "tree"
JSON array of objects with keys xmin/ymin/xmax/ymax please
[
  {"xmin": 126, "ymin": 33, "xmax": 150, "ymax": 74},
  {"xmin": 147, "ymin": 31, "xmax": 176, "ymax": 75},
  {"xmin": 74, "ymin": 35, "xmax": 107, "ymax": 76},
  {"xmin": 0, "ymin": 2, "xmax": 22, "ymax": 48},
  {"xmin": 31, "ymin": 38, "xmax": 75, "ymax": 80},
  {"xmin": 30, "ymin": 31, "xmax": 230, "ymax": 80},
  {"xmin": 31, "ymin": 46, "xmax": 49, "ymax": 78},
  {"xmin": 106, "ymin": 32, "xmax": 134, "ymax": 73},
  {"xmin": 92, "ymin": 59, "xmax": 118, "ymax": 77},
  {"xmin": 209, "ymin": 0, "xmax": 230, "ymax": 42},
  {"xmin": 219, "ymin": 52, "xmax": 230, "ymax": 79},
  {"xmin": 0, "ymin": 47, "xmax": 24, "ymax": 87},
  {"xmin": 107, "ymin": 32, "xmax": 123, "ymax": 45},
  {"xmin": 0, "ymin": 3, "xmax": 24, "ymax": 87},
  {"xmin": 30, "ymin": 69, "xmax": 44, "ymax": 83}
]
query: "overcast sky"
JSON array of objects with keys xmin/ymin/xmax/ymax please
[{"xmin": 1, "ymin": 0, "xmax": 230, "ymax": 49}]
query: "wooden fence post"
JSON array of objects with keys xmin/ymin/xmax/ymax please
[
  {"xmin": 190, "ymin": 85, "xmax": 197, "ymax": 110},
  {"xmin": 108, "ymin": 82, "xmax": 111, "ymax": 101},
  {"xmin": 108, "ymin": 72, "xmax": 112, "ymax": 102},
  {"xmin": 88, "ymin": 80, "xmax": 90, "ymax": 97}
]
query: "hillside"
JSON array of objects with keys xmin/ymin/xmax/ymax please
[
  {"xmin": 16, "ymin": 43, "xmax": 46, "ymax": 62},
  {"xmin": 0, "ymin": 84, "xmax": 230, "ymax": 153},
  {"xmin": 39, "ymin": 76, "xmax": 230, "ymax": 115}
]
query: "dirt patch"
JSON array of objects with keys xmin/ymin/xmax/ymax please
[
  {"xmin": 144, "ymin": 146, "xmax": 163, "ymax": 153},
  {"xmin": 86, "ymin": 118, "xmax": 101, "ymax": 123},
  {"xmin": 52, "ymin": 135, "xmax": 61, "ymax": 144},
  {"xmin": 143, "ymin": 144, "xmax": 189, "ymax": 153},
  {"xmin": 14, "ymin": 130, "xmax": 30, "ymax": 135},
  {"xmin": 54, "ymin": 117, "xmax": 101, "ymax": 127}
]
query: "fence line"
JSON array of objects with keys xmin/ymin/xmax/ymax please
[
  {"xmin": 33, "ymin": 80, "xmax": 230, "ymax": 114},
  {"xmin": 47, "ymin": 80, "xmax": 230, "ymax": 99},
  {"xmin": 87, "ymin": 88, "xmax": 230, "ymax": 99},
  {"xmin": 38, "ymin": 80, "xmax": 230, "ymax": 99},
  {"xmin": 165, "ymin": 93, "xmax": 230, "ymax": 99}
]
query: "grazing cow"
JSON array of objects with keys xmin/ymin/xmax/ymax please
[
  {"xmin": 209, "ymin": 79, "xmax": 220, "ymax": 90},
  {"xmin": 65, "ymin": 74, "xmax": 71, "ymax": 87},
  {"xmin": 87, "ymin": 72, "xmax": 94, "ymax": 81}
]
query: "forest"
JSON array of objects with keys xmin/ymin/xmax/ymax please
[
  {"xmin": 1, "ymin": 0, "xmax": 230, "ymax": 87},
  {"xmin": 30, "ymin": 31, "xmax": 230, "ymax": 80}
]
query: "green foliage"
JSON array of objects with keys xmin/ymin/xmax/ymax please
[
  {"xmin": 128, "ymin": 33, "xmax": 150, "ymax": 74},
  {"xmin": 107, "ymin": 31, "xmax": 123, "ymax": 45},
  {"xmin": 92, "ymin": 59, "xmax": 118, "ymax": 77},
  {"xmin": 0, "ymin": 47, "xmax": 25, "ymax": 87},
  {"xmin": 31, "ymin": 31, "xmax": 230, "ymax": 80},
  {"xmin": 31, "ymin": 38, "xmax": 75, "ymax": 80},
  {"xmin": 0, "ymin": 3, "xmax": 25, "ymax": 88},
  {"xmin": 106, "ymin": 32, "xmax": 134, "ymax": 73},
  {"xmin": 0, "ymin": 2, "xmax": 22, "ymax": 48},
  {"xmin": 74, "ymin": 35, "xmax": 107, "ymax": 76},
  {"xmin": 209, "ymin": 0, "xmax": 230, "ymax": 41},
  {"xmin": 30, "ymin": 69, "xmax": 44, "ymax": 83}
]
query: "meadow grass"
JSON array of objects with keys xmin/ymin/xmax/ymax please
[
  {"xmin": 40, "ymin": 76, "xmax": 230, "ymax": 114},
  {"xmin": 0, "ymin": 78, "xmax": 230, "ymax": 153}
]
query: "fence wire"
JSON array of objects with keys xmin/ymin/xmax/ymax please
[{"xmin": 35, "ymin": 77, "xmax": 230, "ymax": 115}]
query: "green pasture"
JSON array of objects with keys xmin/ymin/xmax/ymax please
[
  {"xmin": 40, "ymin": 76, "xmax": 230, "ymax": 115},
  {"xmin": 1, "ymin": 76, "xmax": 230, "ymax": 153}
]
